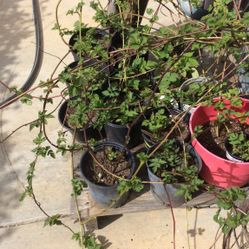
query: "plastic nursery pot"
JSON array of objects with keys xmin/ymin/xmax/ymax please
[
  {"xmin": 104, "ymin": 121, "xmax": 142, "ymax": 148},
  {"xmin": 79, "ymin": 141, "xmax": 136, "ymax": 207},
  {"xmin": 189, "ymin": 97, "xmax": 249, "ymax": 188},
  {"xmin": 141, "ymin": 108, "xmax": 190, "ymax": 149},
  {"xmin": 69, "ymin": 28, "xmax": 108, "ymax": 61},
  {"xmin": 62, "ymin": 60, "xmax": 109, "ymax": 97},
  {"xmin": 58, "ymin": 99, "xmax": 104, "ymax": 143},
  {"xmin": 177, "ymin": 0, "xmax": 212, "ymax": 20},
  {"xmin": 147, "ymin": 144, "xmax": 202, "ymax": 207},
  {"xmin": 104, "ymin": 123, "xmax": 128, "ymax": 146}
]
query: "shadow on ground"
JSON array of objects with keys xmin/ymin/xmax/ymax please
[
  {"xmin": 0, "ymin": 0, "xmax": 49, "ymax": 243},
  {"xmin": 0, "ymin": 117, "xmax": 21, "ymax": 243},
  {"xmin": 0, "ymin": 0, "xmax": 49, "ymax": 95}
]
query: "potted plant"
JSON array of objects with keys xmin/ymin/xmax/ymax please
[
  {"xmin": 141, "ymin": 106, "xmax": 190, "ymax": 148},
  {"xmin": 68, "ymin": 27, "xmax": 109, "ymax": 61},
  {"xmin": 79, "ymin": 141, "xmax": 136, "ymax": 207},
  {"xmin": 58, "ymin": 98, "xmax": 104, "ymax": 143},
  {"xmin": 146, "ymin": 139, "xmax": 203, "ymax": 207},
  {"xmin": 189, "ymin": 93, "xmax": 249, "ymax": 188},
  {"xmin": 59, "ymin": 59, "xmax": 108, "ymax": 98},
  {"xmin": 90, "ymin": 23, "xmax": 158, "ymax": 147},
  {"xmin": 141, "ymin": 107, "xmax": 175, "ymax": 148}
]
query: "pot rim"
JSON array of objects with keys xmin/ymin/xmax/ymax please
[
  {"xmin": 179, "ymin": 76, "xmax": 210, "ymax": 91},
  {"xmin": 58, "ymin": 99, "xmax": 93, "ymax": 131},
  {"xmin": 69, "ymin": 27, "xmax": 108, "ymax": 49},
  {"xmin": 146, "ymin": 143, "xmax": 202, "ymax": 181},
  {"xmin": 79, "ymin": 141, "xmax": 136, "ymax": 189},
  {"xmin": 179, "ymin": 77, "xmax": 213, "ymax": 112},
  {"xmin": 105, "ymin": 122, "xmax": 128, "ymax": 129}
]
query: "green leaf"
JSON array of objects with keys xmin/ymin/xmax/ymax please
[
  {"xmin": 71, "ymin": 178, "xmax": 87, "ymax": 196},
  {"xmin": 159, "ymin": 72, "xmax": 179, "ymax": 91},
  {"xmin": 137, "ymin": 152, "xmax": 148, "ymax": 163},
  {"xmin": 44, "ymin": 215, "xmax": 62, "ymax": 227},
  {"xmin": 117, "ymin": 177, "xmax": 144, "ymax": 193},
  {"xmin": 84, "ymin": 235, "xmax": 101, "ymax": 249},
  {"xmin": 20, "ymin": 94, "xmax": 32, "ymax": 105},
  {"xmin": 146, "ymin": 8, "xmax": 154, "ymax": 15},
  {"xmin": 29, "ymin": 120, "xmax": 41, "ymax": 131},
  {"xmin": 33, "ymin": 132, "xmax": 46, "ymax": 145}
]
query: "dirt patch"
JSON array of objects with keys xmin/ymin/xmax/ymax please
[
  {"xmin": 85, "ymin": 146, "xmax": 132, "ymax": 186},
  {"xmin": 197, "ymin": 121, "xmax": 249, "ymax": 158}
]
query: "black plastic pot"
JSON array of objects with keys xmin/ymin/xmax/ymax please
[
  {"xmin": 141, "ymin": 108, "xmax": 190, "ymax": 149},
  {"xmin": 58, "ymin": 99, "xmax": 104, "ymax": 143},
  {"xmin": 104, "ymin": 123, "xmax": 128, "ymax": 146},
  {"xmin": 69, "ymin": 28, "xmax": 108, "ymax": 61},
  {"xmin": 62, "ymin": 60, "xmax": 109, "ymax": 98},
  {"xmin": 79, "ymin": 141, "xmax": 136, "ymax": 207},
  {"xmin": 104, "ymin": 120, "xmax": 143, "ymax": 148},
  {"xmin": 147, "ymin": 144, "xmax": 202, "ymax": 207}
]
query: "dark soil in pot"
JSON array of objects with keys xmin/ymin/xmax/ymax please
[
  {"xmin": 80, "ymin": 142, "xmax": 136, "ymax": 207},
  {"xmin": 196, "ymin": 121, "xmax": 249, "ymax": 159},
  {"xmin": 85, "ymin": 146, "xmax": 132, "ymax": 186},
  {"xmin": 58, "ymin": 99, "xmax": 104, "ymax": 143}
]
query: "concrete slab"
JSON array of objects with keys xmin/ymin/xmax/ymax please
[{"xmin": 0, "ymin": 208, "xmax": 222, "ymax": 249}]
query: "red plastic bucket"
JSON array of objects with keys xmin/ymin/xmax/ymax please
[{"xmin": 189, "ymin": 97, "xmax": 249, "ymax": 188}]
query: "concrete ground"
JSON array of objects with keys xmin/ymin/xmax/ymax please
[{"xmin": 0, "ymin": 1, "xmax": 222, "ymax": 249}]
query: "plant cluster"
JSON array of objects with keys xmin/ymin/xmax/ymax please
[
  {"xmin": 1, "ymin": 0, "xmax": 249, "ymax": 248},
  {"xmin": 148, "ymin": 139, "xmax": 203, "ymax": 200},
  {"xmin": 194, "ymin": 90, "xmax": 249, "ymax": 161}
]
